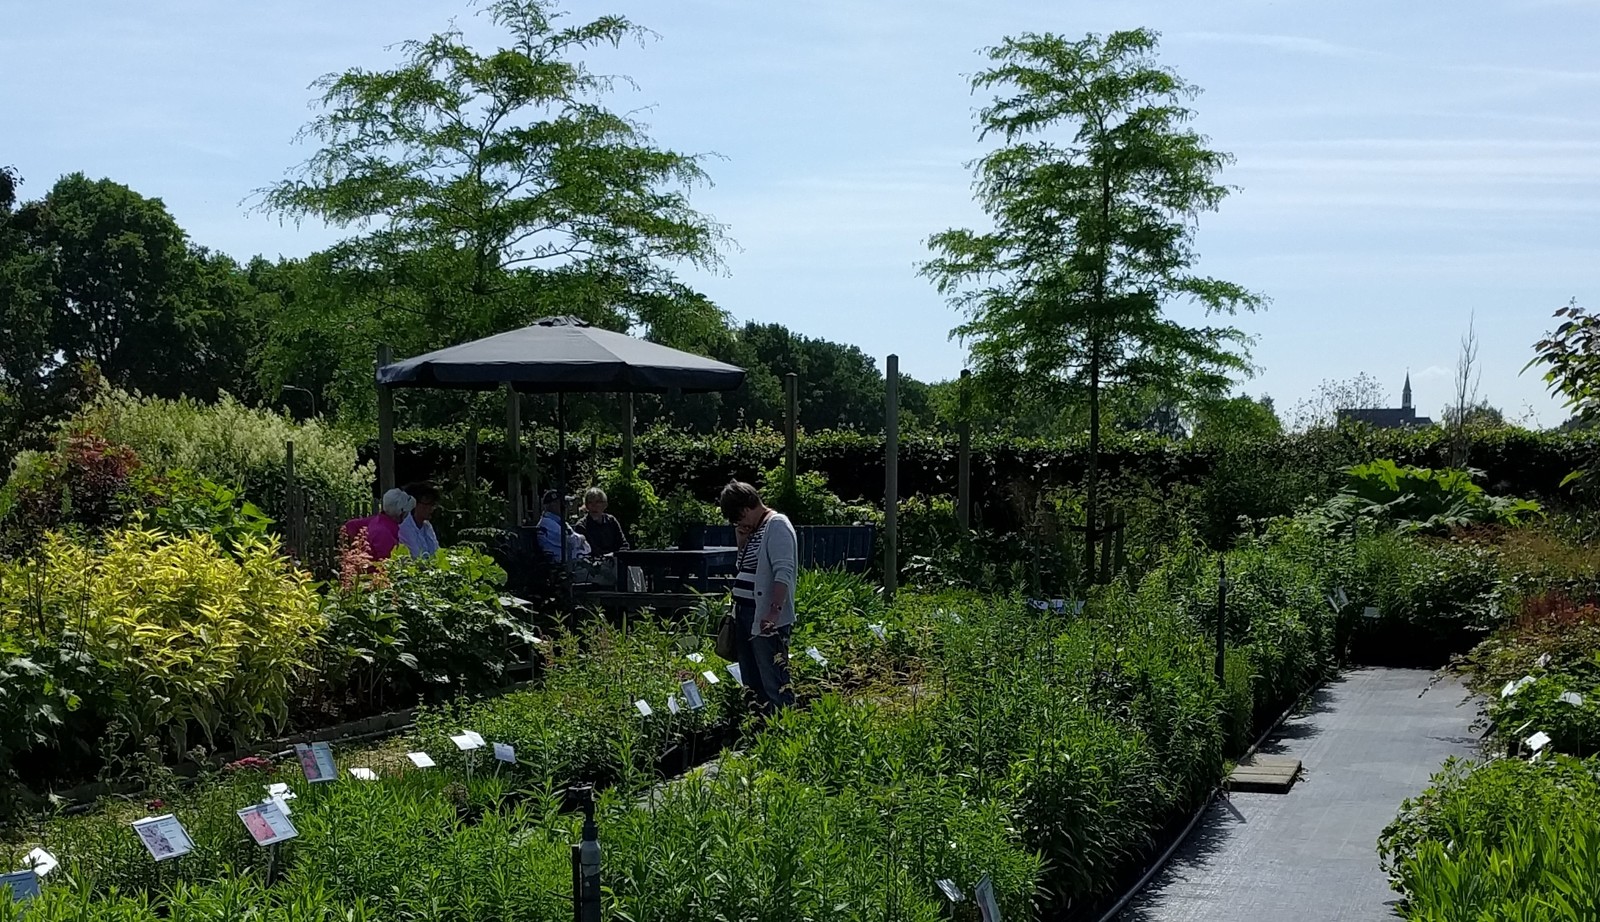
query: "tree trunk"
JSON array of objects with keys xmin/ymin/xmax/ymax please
[{"xmin": 1085, "ymin": 346, "xmax": 1100, "ymax": 585}]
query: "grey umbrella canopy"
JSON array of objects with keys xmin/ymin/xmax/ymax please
[{"xmin": 376, "ymin": 316, "xmax": 745, "ymax": 394}]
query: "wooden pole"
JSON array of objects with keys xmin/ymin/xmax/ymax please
[
  {"xmin": 622, "ymin": 392, "xmax": 635, "ymax": 475},
  {"xmin": 884, "ymin": 355, "xmax": 900, "ymax": 602},
  {"xmin": 784, "ymin": 373, "xmax": 799, "ymax": 490},
  {"xmin": 957, "ymin": 368, "xmax": 971, "ymax": 533},
  {"xmin": 376, "ymin": 345, "xmax": 396, "ymax": 501},
  {"xmin": 285, "ymin": 440, "xmax": 302, "ymax": 555},
  {"xmin": 505, "ymin": 385, "xmax": 522, "ymax": 528}
]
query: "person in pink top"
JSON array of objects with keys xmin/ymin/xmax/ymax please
[{"xmin": 342, "ymin": 488, "xmax": 413, "ymax": 561}]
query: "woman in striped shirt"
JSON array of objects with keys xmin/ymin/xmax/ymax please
[{"xmin": 719, "ymin": 481, "xmax": 798, "ymax": 715}]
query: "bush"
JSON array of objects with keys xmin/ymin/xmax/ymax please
[
  {"xmin": 760, "ymin": 463, "xmax": 853, "ymax": 525},
  {"xmin": 0, "ymin": 528, "xmax": 324, "ymax": 764},
  {"xmin": 0, "ymin": 433, "xmax": 143, "ymax": 551},
  {"xmin": 1305, "ymin": 460, "xmax": 1543, "ymax": 536}
]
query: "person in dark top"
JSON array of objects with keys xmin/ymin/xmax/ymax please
[{"xmin": 574, "ymin": 487, "xmax": 628, "ymax": 557}]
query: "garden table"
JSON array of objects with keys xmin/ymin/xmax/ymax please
[{"xmin": 615, "ymin": 546, "xmax": 738, "ymax": 592}]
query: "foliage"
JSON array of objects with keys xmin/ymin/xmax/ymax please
[
  {"xmin": 0, "ymin": 433, "xmax": 143, "ymax": 551},
  {"xmin": 596, "ymin": 461, "xmax": 662, "ymax": 546},
  {"xmin": 1287, "ymin": 372, "xmax": 1389, "ymax": 431},
  {"xmin": 140, "ymin": 469, "xmax": 274, "ymax": 552},
  {"xmin": 760, "ymin": 463, "xmax": 854, "ymax": 525},
  {"xmin": 254, "ymin": 0, "xmax": 728, "ymax": 425},
  {"xmin": 1305, "ymin": 460, "xmax": 1544, "ymax": 536},
  {"xmin": 0, "ymin": 528, "xmax": 323, "ymax": 764},
  {"xmin": 923, "ymin": 28, "xmax": 1263, "ymax": 580}
]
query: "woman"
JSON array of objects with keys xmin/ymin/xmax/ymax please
[
  {"xmin": 342, "ymin": 488, "xmax": 412, "ymax": 561},
  {"xmin": 719, "ymin": 481, "xmax": 798, "ymax": 715},
  {"xmin": 399, "ymin": 481, "xmax": 441, "ymax": 558}
]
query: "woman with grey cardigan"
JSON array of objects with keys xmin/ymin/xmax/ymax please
[{"xmin": 719, "ymin": 481, "xmax": 798, "ymax": 715}]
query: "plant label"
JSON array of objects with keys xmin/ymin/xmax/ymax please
[
  {"xmin": 1071, "ymin": 600, "xmax": 1085, "ymax": 615},
  {"xmin": 1, "ymin": 871, "xmax": 39, "ymax": 903},
  {"xmin": 1362, "ymin": 606, "xmax": 1380, "ymax": 620},
  {"xmin": 267, "ymin": 793, "xmax": 293, "ymax": 817},
  {"xmin": 1324, "ymin": 592, "xmax": 1339, "ymax": 612},
  {"xmin": 634, "ymin": 699, "xmax": 654, "ymax": 718},
  {"xmin": 237, "ymin": 799, "xmax": 298, "ymax": 846},
  {"xmin": 686, "ymin": 652, "xmax": 705, "ymax": 663},
  {"xmin": 681, "ymin": 680, "xmax": 705, "ymax": 710},
  {"xmin": 702, "ymin": 669, "xmax": 720, "ymax": 685},
  {"xmin": 1527, "ymin": 730, "xmax": 1552, "ymax": 752},
  {"xmin": 265, "ymin": 782, "xmax": 296, "ymax": 802},
  {"xmin": 1051, "ymin": 599, "xmax": 1067, "ymax": 611},
  {"xmin": 1561, "ymin": 691, "xmax": 1585, "ymax": 707},
  {"xmin": 1501, "ymin": 680, "xmax": 1518, "ymax": 698},
  {"xmin": 806, "ymin": 647, "xmax": 828, "ymax": 667},
  {"xmin": 349, "ymin": 767, "xmax": 378, "ymax": 781},
  {"xmin": 935, "ymin": 879, "xmax": 964, "ymax": 902},
  {"xmin": 294, "ymin": 742, "xmax": 337, "ymax": 784},
  {"xmin": 21, "ymin": 848, "xmax": 56, "ymax": 878},
  {"xmin": 407, "ymin": 752, "xmax": 436, "ymax": 769},
  {"xmin": 132, "ymin": 814, "xmax": 194, "ymax": 861},
  {"xmin": 1336, "ymin": 588, "xmax": 1349, "ymax": 608},
  {"xmin": 1537, "ymin": 653, "xmax": 1552, "ymax": 668},
  {"xmin": 975, "ymin": 874, "xmax": 1002, "ymax": 922},
  {"xmin": 1028, "ymin": 599, "xmax": 1048, "ymax": 611},
  {"xmin": 868, "ymin": 623, "xmax": 886, "ymax": 640},
  {"xmin": 667, "ymin": 695, "xmax": 681, "ymax": 715},
  {"xmin": 726, "ymin": 663, "xmax": 744, "ymax": 686},
  {"xmin": 451, "ymin": 732, "xmax": 486, "ymax": 751},
  {"xmin": 493, "ymin": 743, "xmax": 516, "ymax": 763}
]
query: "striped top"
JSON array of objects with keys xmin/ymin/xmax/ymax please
[{"xmin": 731, "ymin": 517, "xmax": 769, "ymax": 606}]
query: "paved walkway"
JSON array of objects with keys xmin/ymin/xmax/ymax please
[{"xmin": 1118, "ymin": 668, "xmax": 1481, "ymax": 922}]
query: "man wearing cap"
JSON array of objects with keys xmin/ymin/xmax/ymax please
[{"xmin": 537, "ymin": 489, "xmax": 590, "ymax": 562}]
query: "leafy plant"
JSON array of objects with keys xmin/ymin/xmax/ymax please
[{"xmin": 1306, "ymin": 460, "xmax": 1542, "ymax": 536}]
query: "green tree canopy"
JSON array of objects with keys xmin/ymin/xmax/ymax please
[{"xmin": 923, "ymin": 28, "xmax": 1263, "ymax": 575}]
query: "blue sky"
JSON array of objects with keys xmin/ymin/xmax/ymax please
[{"xmin": 5, "ymin": 0, "xmax": 1597, "ymax": 425}]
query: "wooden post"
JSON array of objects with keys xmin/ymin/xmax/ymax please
[
  {"xmin": 505, "ymin": 385, "xmax": 522, "ymax": 528},
  {"xmin": 376, "ymin": 345, "xmax": 395, "ymax": 499},
  {"xmin": 622, "ymin": 392, "xmax": 635, "ymax": 475},
  {"xmin": 284, "ymin": 440, "xmax": 303, "ymax": 555},
  {"xmin": 957, "ymin": 368, "xmax": 971, "ymax": 533},
  {"xmin": 884, "ymin": 355, "xmax": 900, "ymax": 602},
  {"xmin": 784, "ymin": 373, "xmax": 799, "ymax": 490}
]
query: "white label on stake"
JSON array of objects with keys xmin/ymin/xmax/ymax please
[
  {"xmin": 132, "ymin": 814, "xmax": 195, "ymax": 861},
  {"xmin": 702, "ymin": 669, "xmax": 719, "ymax": 685},
  {"xmin": 686, "ymin": 652, "xmax": 705, "ymax": 663},
  {"xmin": 936, "ymin": 879, "xmax": 964, "ymax": 902},
  {"xmin": 1362, "ymin": 606, "xmax": 1380, "ymax": 620},
  {"xmin": 268, "ymin": 793, "xmax": 293, "ymax": 817},
  {"xmin": 451, "ymin": 732, "xmax": 486, "ymax": 751},
  {"xmin": 1561, "ymin": 691, "xmax": 1585, "ymax": 707},
  {"xmin": 1, "ymin": 870, "xmax": 39, "ymax": 901},
  {"xmin": 868, "ymin": 623, "xmax": 886, "ymax": 640},
  {"xmin": 237, "ymin": 800, "xmax": 298, "ymax": 846},
  {"xmin": 294, "ymin": 741, "xmax": 337, "ymax": 783},
  {"xmin": 634, "ymin": 699, "xmax": 654, "ymax": 717},
  {"xmin": 1028, "ymin": 599, "xmax": 1048, "ymax": 611},
  {"xmin": 407, "ymin": 752, "xmax": 436, "ymax": 769},
  {"xmin": 668, "ymin": 695, "xmax": 681, "ymax": 715},
  {"xmin": 726, "ymin": 663, "xmax": 744, "ymax": 686},
  {"xmin": 493, "ymin": 743, "xmax": 516, "ymax": 763},
  {"xmin": 22, "ymin": 848, "xmax": 57, "ymax": 878},
  {"xmin": 349, "ymin": 767, "xmax": 377, "ymax": 781},
  {"xmin": 681, "ymin": 680, "xmax": 705, "ymax": 710},
  {"xmin": 1527, "ymin": 730, "xmax": 1552, "ymax": 752},
  {"xmin": 265, "ymin": 782, "xmax": 295, "ymax": 801},
  {"xmin": 806, "ymin": 647, "xmax": 828, "ymax": 667},
  {"xmin": 1538, "ymin": 653, "xmax": 1552, "ymax": 668},
  {"xmin": 1501, "ymin": 680, "xmax": 1519, "ymax": 698},
  {"xmin": 1336, "ymin": 588, "xmax": 1349, "ymax": 607}
]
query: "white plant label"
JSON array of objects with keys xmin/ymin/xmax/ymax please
[
  {"xmin": 132, "ymin": 814, "xmax": 195, "ymax": 861},
  {"xmin": 237, "ymin": 800, "xmax": 298, "ymax": 846},
  {"xmin": 702, "ymin": 669, "xmax": 720, "ymax": 685},
  {"xmin": 0, "ymin": 871, "xmax": 39, "ymax": 902},
  {"xmin": 667, "ymin": 695, "xmax": 681, "ymax": 715},
  {"xmin": 294, "ymin": 741, "xmax": 337, "ymax": 783},
  {"xmin": 1561, "ymin": 691, "xmax": 1585, "ymax": 707},
  {"xmin": 634, "ymin": 699, "xmax": 654, "ymax": 717},
  {"xmin": 868, "ymin": 623, "xmax": 886, "ymax": 640},
  {"xmin": 1501, "ymin": 681, "xmax": 1519, "ymax": 698},
  {"xmin": 681, "ymin": 680, "xmax": 706, "ymax": 710},
  {"xmin": 975, "ymin": 875, "xmax": 1002, "ymax": 922},
  {"xmin": 1537, "ymin": 653, "xmax": 1552, "ymax": 668},
  {"xmin": 1336, "ymin": 588, "xmax": 1349, "ymax": 608},
  {"xmin": 935, "ymin": 879, "xmax": 964, "ymax": 902},
  {"xmin": 22, "ymin": 848, "xmax": 56, "ymax": 878},
  {"xmin": 1028, "ymin": 599, "xmax": 1048, "ymax": 611},
  {"xmin": 726, "ymin": 663, "xmax": 744, "ymax": 686},
  {"xmin": 268, "ymin": 793, "xmax": 293, "ymax": 817},
  {"xmin": 407, "ymin": 752, "xmax": 436, "ymax": 769},
  {"xmin": 348, "ymin": 767, "xmax": 377, "ymax": 781},
  {"xmin": 451, "ymin": 732, "xmax": 486, "ymax": 751},
  {"xmin": 265, "ymin": 782, "xmax": 296, "ymax": 802},
  {"xmin": 1527, "ymin": 730, "xmax": 1552, "ymax": 752},
  {"xmin": 806, "ymin": 647, "xmax": 828, "ymax": 667},
  {"xmin": 493, "ymin": 743, "xmax": 516, "ymax": 763},
  {"xmin": 1362, "ymin": 606, "xmax": 1380, "ymax": 620},
  {"xmin": 686, "ymin": 652, "xmax": 705, "ymax": 663}
]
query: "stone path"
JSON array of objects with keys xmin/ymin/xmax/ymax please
[{"xmin": 1118, "ymin": 668, "xmax": 1481, "ymax": 922}]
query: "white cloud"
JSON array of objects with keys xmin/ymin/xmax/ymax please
[{"xmin": 1175, "ymin": 31, "xmax": 1378, "ymax": 59}]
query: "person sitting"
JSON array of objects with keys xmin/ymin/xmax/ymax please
[
  {"xmin": 342, "ymin": 488, "xmax": 412, "ymax": 562},
  {"xmin": 398, "ymin": 481, "xmax": 441, "ymax": 559},
  {"xmin": 573, "ymin": 487, "xmax": 628, "ymax": 557},
  {"xmin": 537, "ymin": 489, "xmax": 590, "ymax": 563}
]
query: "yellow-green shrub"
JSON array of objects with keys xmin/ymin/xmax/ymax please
[{"xmin": 0, "ymin": 528, "xmax": 324, "ymax": 755}]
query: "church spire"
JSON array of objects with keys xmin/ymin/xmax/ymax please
[{"xmin": 1402, "ymin": 371, "xmax": 1413, "ymax": 411}]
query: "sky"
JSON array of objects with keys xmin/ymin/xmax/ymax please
[{"xmin": 5, "ymin": 0, "xmax": 1598, "ymax": 426}]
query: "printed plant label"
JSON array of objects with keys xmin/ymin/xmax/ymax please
[
  {"xmin": 237, "ymin": 800, "xmax": 298, "ymax": 846},
  {"xmin": 132, "ymin": 814, "xmax": 195, "ymax": 861}
]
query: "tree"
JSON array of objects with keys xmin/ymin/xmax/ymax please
[
  {"xmin": 257, "ymin": 0, "xmax": 728, "ymax": 424},
  {"xmin": 1288, "ymin": 372, "xmax": 1388, "ymax": 431},
  {"xmin": 922, "ymin": 29, "xmax": 1263, "ymax": 579},
  {"xmin": 1192, "ymin": 393, "xmax": 1281, "ymax": 443},
  {"xmin": 1446, "ymin": 313, "xmax": 1482, "ymax": 467}
]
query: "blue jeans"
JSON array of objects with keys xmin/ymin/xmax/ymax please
[{"xmin": 733, "ymin": 604, "xmax": 794, "ymax": 714}]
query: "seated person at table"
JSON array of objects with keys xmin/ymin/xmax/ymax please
[
  {"xmin": 398, "ymin": 480, "xmax": 441, "ymax": 558},
  {"xmin": 573, "ymin": 487, "xmax": 628, "ymax": 557},
  {"xmin": 342, "ymin": 488, "xmax": 412, "ymax": 562},
  {"xmin": 537, "ymin": 489, "xmax": 590, "ymax": 562}
]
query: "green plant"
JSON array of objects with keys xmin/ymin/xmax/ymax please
[
  {"xmin": 1306, "ymin": 460, "xmax": 1543, "ymax": 536},
  {"xmin": 760, "ymin": 463, "xmax": 852, "ymax": 525},
  {"xmin": 597, "ymin": 461, "xmax": 662, "ymax": 544}
]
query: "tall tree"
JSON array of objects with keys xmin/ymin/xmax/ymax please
[
  {"xmin": 923, "ymin": 29, "xmax": 1263, "ymax": 578},
  {"xmin": 257, "ymin": 0, "xmax": 729, "ymax": 424},
  {"xmin": 1288, "ymin": 372, "xmax": 1388, "ymax": 431}
]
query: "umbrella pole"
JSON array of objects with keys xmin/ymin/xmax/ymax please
[{"xmin": 559, "ymin": 393, "xmax": 569, "ymax": 567}]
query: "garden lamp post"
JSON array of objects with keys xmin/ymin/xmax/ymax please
[{"xmin": 572, "ymin": 784, "xmax": 602, "ymax": 922}]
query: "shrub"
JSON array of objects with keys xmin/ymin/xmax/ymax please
[
  {"xmin": 760, "ymin": 463, "xmax": 853, "ymax": 525},
  {"xmin": 0, "ymin": 433, "xmax": 143, "ymax": 550},
  {"xmin": 596, "ymin": 460, "xmax": 663, "ymax": 544},
  {"xmin": 1306, "ymin": 459, "xmax": 1543, "ymax": 536}
]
